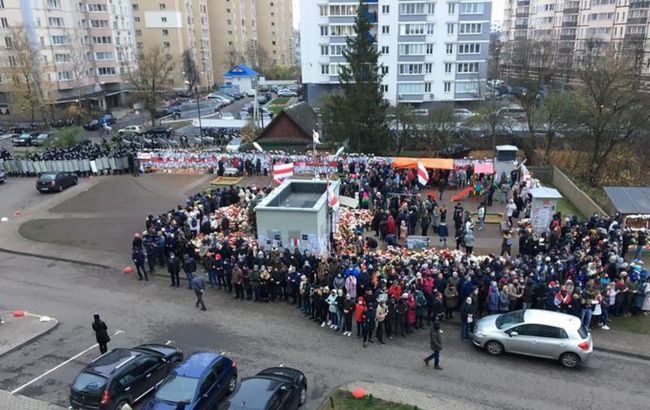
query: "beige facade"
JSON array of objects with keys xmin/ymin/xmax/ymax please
[
  {"xmin": 131, "ymin": 0, "xmax": 212, "ymax": 90},
  {"xmin": 209, "ymin": 0, "xmax": 293, "ymax": 84},
  {"xmin": 0, "ymin": 0, "xmax": 138, "ymax": 112}
]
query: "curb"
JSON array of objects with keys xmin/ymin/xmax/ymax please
[
  {"xmin": 0, "ymin": 248, "xmax": 113, "ymax": 269},
  {"xmin": 0, "ymin": 319, "xmax": 60, "ymax": 358}
]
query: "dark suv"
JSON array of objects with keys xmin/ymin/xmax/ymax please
[{"xmin": 69, "ymin": 344, "xmax": 183, "ymax": 410}]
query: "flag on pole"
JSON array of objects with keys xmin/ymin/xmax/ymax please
[
  {"xmin": 327, "ymin": 181, "xmax": 340, "ymax": 210},
  {"xmin": 417, "ymin": 161, "xmax": 429, "ymax": 186},
  {"xmin": 273, "ymin": 162, "xmax": 294, "ymax": 183},
  {"xmin": 312, "ymin": 129, "xmax": 321, "ymax": 144}
]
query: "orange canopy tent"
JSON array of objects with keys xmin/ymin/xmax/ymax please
[{"xmin": 391, "ymin": 157, "xmax": 455, "ymax": 170}]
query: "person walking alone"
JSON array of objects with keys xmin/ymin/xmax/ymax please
[
  {"xmin": 191, "ymin": 274, "xmax": 207, "ymax": 311},
  {"xmin": 92, "ymin": 313, "xmax": 110, "ymax": 354},
  {"xmin": 132, "ymin": 247, "xmax": 148, "ymax": 281},
  {"xmin": 423, "ymin": 321, "xmax": 443, "ymax": 370},
  {"xmin": 167, "ymin": 252, "xmax": 181, "ymax": 287}
]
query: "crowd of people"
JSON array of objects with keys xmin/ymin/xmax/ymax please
[{"xmin": 130, "ymin": 158, "xmax": 650, "ymax": 351}]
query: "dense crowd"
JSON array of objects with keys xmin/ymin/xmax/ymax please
[{"xmin": 130, "ymin": 159, "xmax": 650, "ymax": 348}]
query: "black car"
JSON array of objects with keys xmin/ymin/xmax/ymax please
[
  {"xmin": 154, "ymin": 107, "xmax": 181, "ymax": 119},
  {"xmin": 12, "ymin": 132, "xmax": 39, "ymax": 146},
  {"xmin": 10, "ymin": 123, "xmax": 36, "ymax": 133},
  {"xmin": 83, "ymin": 119, "xmax": 102, "ymax": 131},
  {"xmin": 145, "ymin": 127, "xmax": 174, "ymax": 138},
  {"xmin": 36, "ymin": 172, "xmax": 78, "ymax": 193},
  {"xmin": 70, "ymin": 344, "xmax": 183, "ymax": 410},
  {"xmin": 220, "ymin": 367, "xmax": 307, "ymax": 410},
  {"xmin": 31, "ymin": 132, "xmax": 57, "ymax": 147}
]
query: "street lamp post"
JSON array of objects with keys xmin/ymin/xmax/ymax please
[{"xmin": 195, "ymin": 86, "xmax": 203, "ymax": 143}]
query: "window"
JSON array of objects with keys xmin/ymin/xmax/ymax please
[
  {"xmin": 90, "ymin": 20, "xmax": 109, "ymax": 28},
  {"xmin": 132, "ymin": 4, "xmax": 138, "ymax": 11},
  {"xmin": 424, "ymin": 82, "xmax": 431, "ymax": 92},
  {"xmin": 398, "ymin": 64, "xmax": 423, "ymax": 75},
  {"xmin": 459, "ymin": 23, "xmax": 482, "ymax": 34},
  {"xmin": 457, "ymin": 62, "xmax": 479, "ymax": 73},
  {"xmin": 397, "ymin": 83, "xmax": 424, "ymax": 94},
  {"xmin": 320, "ymin": 45, "xmax": 329, "ymax": 56},
  {"xmin": 380, "ymin": 45, "xmax": 389, "ymax": 54},
  {"xmin": 162, "ymin": 29, "xmax": 168, "ymax": 36},
  {"xmin": 329, "ymin": 5, "xmax": 357, "ymax": 16},
  {"xmin": 163, "ymin": 41, "xmax": 170, "ymax": 47},
  {"xmin": 161, "ymin": 17, "xmax": 167, "ymax": 23},
  {"xmin": 0, "ymin": 0, "xmax": 4, "ymax": 8},
  {"xmin": 426, "ymin": 43, "xmax": 434, "ymax": 54},
  {"xmin": 399, "ymin": 43, "xmax": 425, "ymax": 55},
  {"xmin": 8, "ymin": 55, "xmax": 16, "ymax": 66},
  {"xmin": 446, "ymin": 44, "xmax": 454, "ymax": 54},
  {"xmin": 47, "ymin": 0, "xmax": 61, "ymax": 9},
  {"xmin": 92, "ymin": 36, "xmax": 112, "ymax": 44},
  {"xmin": 135, "ymin": 30, "xmax": 142, "ymax": 36},
  {"xmin": 52, "ymin": 35, "xmax": 68, "ymax": 45},
  {"xmin": 447, "ymin": 23, "xmax": 455, "ymax": 34},
  {"xmin": 425, "ymin": 63, "xmax": 432, "ymax": 73},
  {"xmin": 400, "ymin": 3, "xmax": 426, "ymax": 15},
  {"xmin": 0, "ymin": 17, "xmax": 8, "ymax": 28},
  {"xmin": 444, "ymin": 82, "xmax": 451, "ymax": 92},
  {"xmin": 381, "ymin": 25, "xmax": 390, "ymax": 34},
  {"xmin": 95, "ymin": 52, "xmax": 114, "ymax": 60},
  {"xmin": 321, "ymin": 64, "xmax": 329, "ymax": 74},
  {"xmin": 4, "ymin": 36, "xmax": 11, "ymax": 48},
  {"xmin": 57, "ymin": 71, "xmax": 72, "ymax": 81},
  {"xmin": 320, "ymin": 26, "xmax": 328, "ymax": 36},
  {"xmin": 399, "ymin": 24, "xmax": 425, "ymax": 35},
  {"xmin": 448, "ymin": 3, "xmax": 456, "ymax": 14},
  {"xmin": 330, "ymin": 25, "xmax": 355, "ymax": 36},
  {"xmin": 459, "ymin": 3, "xmax": 484, "ymax": 14},
  {"xmin": 427, "ymin": 24, "xmax": 435, "ymax": 34},
  {"xmin": 381, "ymin": 5, "xmax": 389, "ymax": 14},
  {"xmin": 455, "ymin": 82, "xmax": 478, "ymax": 93},
  {"xmin": 98, "ymin": 67, "xmax": 116, "ymax": 76},
  {"xmin": 381, "ymin": 66, "xmax": 389, "ymax": 74},
  {"xmin": 331, "ymin": 44, "xmax": 348, "ymax": 55},
  {"xmin": 382, "ymin": 84, "xmax": 388, "ymax": 92},
  {"xmin": 319, "ymin": 5, "xmax": 328, "ymax": 16},
  {"xmin": 48, "ymin": 17, "xmax": 64, "ymax": 27},
  {"xmin": 159, "ymin": 3, "xmax": 166, "ymax": 10},
  {"xmin": 444, "ymin": 63, "xmax": 453, "ymax": 73},
  {"xmin": 88, "ymin": 3, "xmax": 107, "ymax": 12},
  {"xmin": 55, "ymin": 53, "xmax": 70, "ymax": 62},
  {"xmin": 458, "ymin": 43, "xmax": 481, "ymax": 54}
]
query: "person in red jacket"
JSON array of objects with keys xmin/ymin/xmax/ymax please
[
  {"xmin": 406, "ymin": 293, "xmax": 417, "ymax": 333},
  {"xmin": 386, "ymin": 215, "xmax": 397, "ymax": 235},
  {"xmin": 354, "ymin": 297, "xmax": 367, "ymax": 338}
]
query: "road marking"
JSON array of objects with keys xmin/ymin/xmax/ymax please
[{"xmin": 11, "ymin": 330, "xmax": 124, "ymax": 395}]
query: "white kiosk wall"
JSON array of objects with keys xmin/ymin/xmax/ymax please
[{"xmin": 529, "ymin": 187, "xmax": 563, "ymax": 233}]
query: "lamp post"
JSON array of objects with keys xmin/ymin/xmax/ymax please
[{"xmin": 186, "ymin": 80, "xmax": 203, "ymax": 145}]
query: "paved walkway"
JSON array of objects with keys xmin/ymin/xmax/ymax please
[
  {"xmin": 0, "ymin": 390, "xmax": 66, "ymax": 410},
  {"xmin": 0, "ymin": 313, "xmax": 59, "ymax": 358},
  {"xmin": 338, "ymin": 381, "xmax": 490, "ymax": 410}
]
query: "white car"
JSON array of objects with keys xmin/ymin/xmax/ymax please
[
  {"xmin": 118, "ymin": 125, "xmax": 143, "ymax": 136},
  {"xmin": 221, "ymin": 112, "xmax": 235, "ymax": 120},
  {"xmin": 246, "ymin": 89, "xmax": 256, "ymax": 97},
  {"xmin": 277, "ymin": 88, "xmax": 297, "ymax": 97},
  {"xmin": 225, "ymin": 137, "xmax": 242, "ymax": 153},
  {"xmin": 207, "ymin": 94, "xmax": 232, "ymax": 105}
]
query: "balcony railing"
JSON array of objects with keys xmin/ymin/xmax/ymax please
[
  {"xmin": 563, "ymin": 8, "xmax": 579, "ymax": 14},
  {"xmin": 627, "ymin": 17, "xmax": 648, "ymax": 24},
  {"xmin": 562, "ymin": 21, "xmax": 577, "ymax": 27}
]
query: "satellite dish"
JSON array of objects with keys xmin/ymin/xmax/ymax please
[{"xmin": 253, "ymin": 142, "xmax": 264, "ymax": 152}]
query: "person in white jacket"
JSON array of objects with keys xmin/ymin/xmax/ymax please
[{"xmin": 506, "ymin": 199, "xmax": 517, "ymax": 226}]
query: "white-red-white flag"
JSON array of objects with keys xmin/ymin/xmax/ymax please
[
  {"xmin": 327, "ymin": 181, "xmax": 340, "ymax": 210},
  {"xmin": 417, "ymin": 161, "xmax": 429, "ymax": 186},
  {"xmin": 273, "ymin": 162, "xmax": 294, "ymax": 183}
]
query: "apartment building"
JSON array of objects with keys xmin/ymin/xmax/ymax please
[
  {"xmin": 503, "ymin": 0, "xmax": 650, "ymax": 78},
  {"xmin": 0, "ymin": 0, "xmax": 137, "ymax": 113},
  {"xmin": 300, "ymin": 0, "xmax": 492, "ymax": 106},
  {"xmin": 131, "ymin": 0, "xmax": 212, "ymax": 89},
  {"xmin": 209, "ymin": 0, "xmax": 293, "ymax": 84}
]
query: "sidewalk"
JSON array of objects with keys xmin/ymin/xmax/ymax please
[
  {"xmin": 0, "ymin": 312, "xmax": 59, "ymax": 357},
  {"xmin": 0, "ymin": 390, "xmax": 66, "ymax": 410},
  {"xmin": 337, "ymin": 381, "xmax": 491, "ymax": 410}
]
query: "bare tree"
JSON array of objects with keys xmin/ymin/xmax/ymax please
[
  {"xmin": 420, "ymin": 105, "xmax": 457, "ymax": 153},
  {"xmin": 123, "ymin": 46, "xmax": 175, "ymax": 124},
  {"xmin": 467, "ymin": 90, "xmax": 509, "ymax": 152},
  {"xmin": 244, "ymin": 39, "xmax": 259, "ymax": 68},
  {"xmin": 224, "ymin": 48, "xmax": 243, "ymax": 70},
  {"xmin": 535, "ymin": 90, "xmax": 579, "ymax": 163},
  {"xmin": 572, "ymin": 49, "xmax": 650, "ymax": 184},
  {"xmin": 8, "ymin": 25, "xmax": 50, "ymax": 124},
  {"xmin": 182, "ymin": 49, "xmax": 199, "ymax": 92}
]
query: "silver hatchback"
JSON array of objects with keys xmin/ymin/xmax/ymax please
[{"xmin": 472, "ymin": 309, "xmax": 593, "ymax": 368}]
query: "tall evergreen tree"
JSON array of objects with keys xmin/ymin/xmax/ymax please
[{"xmin": 322, "ymin": 1, "xmax": 389, "ymax": 153}]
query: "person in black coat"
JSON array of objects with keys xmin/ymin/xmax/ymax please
[
  {"xmin": 167, "ymin": 252, "xmax": 181, "ymax": 287},
  {"xmin": 132, "ymin": 248, "xmax": 148, "ymax": 281},
  {"xmin": 92, "ymin": 313, "xmax": 110, "ymax": 354}
]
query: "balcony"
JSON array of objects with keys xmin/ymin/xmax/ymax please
[
  {"xmin": 517, "ymin": 0, "xmax": 530, "ymax": 5},
  {"xmin": 364, "ymin": 11, "xmax": 378, "ymax": 24},
  {"xmin": 627, "ymin": 17, "xmax": 648, "ymax": 24},
  {"xmin": 625, "ymin": 33, "xmax": 646, "ymax": 40},
  {"xmin": 515, "ymin": 24, "xmax": 528, "ymax": 29},
  {"xmin": 562, "ymin": 21, "xmax": 577, "ymax": 27},
  {"xmin": 563, "ymin": 8, "xmax": 579, "ymax": 14},
  {"xmin": 560, "ymin": 35, "xmax": 576, "ymax": 40}
]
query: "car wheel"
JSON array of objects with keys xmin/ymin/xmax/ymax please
[
  {"xmin": 485, "ymin": 340, "xmax": 504, "ymax": 356},
  {"xmin": 560, "ymin": 352, "xmax": 580, "ymax": 368},
  {"xmin": 227, "ymin": 375, "xmax": 237, "ymax": 394},
  {"xmin": 112, "ymin": 399, "xmax": 129, "ymax": 410},
  {"xmin": 298, "ymin": 385, "xmax": 306, "ymax": 406}
]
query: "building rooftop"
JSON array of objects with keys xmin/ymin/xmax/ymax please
[
  {"xmin": 224, "ymin": 64, "xmax": 258, "ymax": 78},
  {"xmin": 604, "ymin": 186, "xmax": 650, "ymax": 214},
  {"xmin": 256, "ymin": 180, "xmax": 332, "ymax": 211}
]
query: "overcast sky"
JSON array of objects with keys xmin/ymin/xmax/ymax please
[{"xmin": 292, "ymin": 0, "xmax": 506, "ymax": 29}]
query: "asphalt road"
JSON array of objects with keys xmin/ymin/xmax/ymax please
[{"xmin": 0, "ymin": 176, "xmax": 649, "ymax": 410}]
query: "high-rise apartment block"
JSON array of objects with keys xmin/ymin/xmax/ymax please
[
  {"xmin": 300, "ymin": 0, "xmax": 492, "ymax": 106},
  {"xmin": 0, "ymin": 0, "xmax": 137, "ymax": 111},
  {"xmin": 131, "ymin": 0, "xmax": 213, "ymax": 89},
  {"xmin": 503, "ymin": 0, "xmax": 650, "ymax": 78},
  {"xmin": 209, "ymin": 0, "xmax": 294, "ymax": 83}
]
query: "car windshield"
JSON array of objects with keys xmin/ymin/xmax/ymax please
[
  {"xmin": 154, "ymin": 375, "xmax": 199, "ymax": 404},
  {"xmin": 495, "ymin": 310, "xmax": 525, "ymax": 329},
  {"xmin": 72, "ymin": 372, "xmax": 107, "ymax": 393},
  {"xmin": 39, "ymin": 174, "xmax": 57, "ymax": 181}
]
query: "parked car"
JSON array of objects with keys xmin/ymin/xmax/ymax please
[
  {"xmin": 221, "ymin": 112, "xmax": 235, "ymax": 121},
  {"xmin": 10, "ymin": 123, "xmax": 36, "ymax": 133},
  {"xmin": 207, "ymin": 94, "xmax": 232, "ymax": 105},
  {"xmin": 118, "ymin": 125, "xmax": 143, "ymax": 136},
  {"xmin": 472, "ymin": 309, "xmax": 593, "ymax": 368},
  {"xmin": 83, "ymin": 119, "xmax": 102, "ymax": 131},
  {"xmin": 31, "ymin": 132, "xmax": 57, "ymax": 147},
  {"xmin": 0, "ymin": 168, "xmax": 6, "ymax": 183},
  {"xmin": 453, "ymin": 108, "xmax": 474, "ymax": 121},
  {"xmin": 220, "ymin": 367, "xmax": 306, "ymax": 410},
  {"xmin": 69, "ymin": 344, "xmax": 183, "ymax": 410},
  {"xmin": 145, "ymin": 127, "xmax": 174, "ymax": 138},
  {"xmin": 277, "ymin": 88, "xmax": 297, "ymax": 97},
  {"xmin": 36, "ymin": 171, "xmax": 78, "ymax": 193},
  {"xmin": 99, "ymin": 114, "xmax": 117, "ymax": 125},
  {"xmin": 154, "ymin": 107, "xmax": 181, "ymax": 119},
  {"xmin": 246, "ymin": 89, "xmax": 256, "ymax": 97},
  {"xmin": 142, "ymin": 352, "xmax": 237, "ymax": 410},
  {"xmin": 257, "ymin": 95, "xmax": 270, "ymax": 105},
  {"xmin": 12, "ymin": 132, "xmax": 38, "ymax": 147}
]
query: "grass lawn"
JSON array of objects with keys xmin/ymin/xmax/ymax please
[
  {"xmin": 608, "ymin": 315, "xmax": 650, "ymax": 335},
  {"xmin": 267, "ymin": 105, "xmax": 284, "ymax": 115},
  {"xmin": 321, "ymin": 390, "xmax": 419, "ymax": 410},
  {"xmin": 555, "ymin": 197, "xmax": 585, "ymax": 221},
  {"xmin": 269, "ymin": 96, "xmax": 291, "ymax": 105}
]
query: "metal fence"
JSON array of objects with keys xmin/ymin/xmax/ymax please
[{"xmin": 0, "ymin": 156, "xmax": 130, "ymax": 176}]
